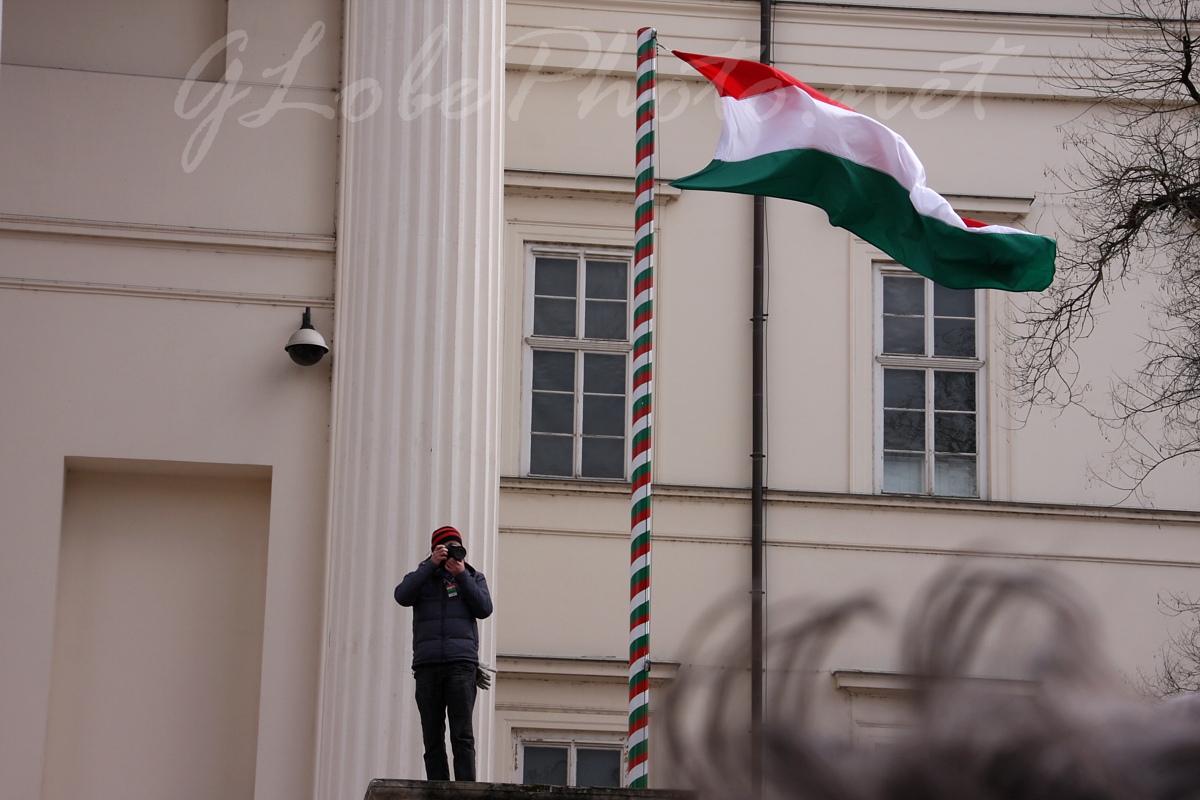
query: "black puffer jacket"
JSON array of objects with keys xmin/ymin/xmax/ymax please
[{"xmin": 394, "ymin": 558, "xmax": 493, "ymax": 667}]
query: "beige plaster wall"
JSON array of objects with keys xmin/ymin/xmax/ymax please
[
  {"xmin": 497, "ymin": 1, "xmax": 1200, "ymax": 788},
  {"xmin": 1, "ymin": 0, "xmax": 1196, "ymax": 795},
  {"xmin": 503, "ymin": 61, "xmax": 1197, "ymax": 509},
  {"xmin": 0, "ymin": 0, "xmax": 340, "ymax": 797}
]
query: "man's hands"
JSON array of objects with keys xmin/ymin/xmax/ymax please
[{"xmin": 431, "ymin": 544, "xmax": 465, "ymax": 576}]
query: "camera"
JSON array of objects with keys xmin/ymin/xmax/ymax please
[
  {"xmin": 446, "ymin": 543, "xmax": 467, "ymax": 562},
  {"xmin": 285, "ymin": 307, "xmax": 329, "ymax": 366}
]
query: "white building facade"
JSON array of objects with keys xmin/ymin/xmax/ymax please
[{"xmin": 1, "ymin": 1, "xmax": 1197, "ymax": 799}]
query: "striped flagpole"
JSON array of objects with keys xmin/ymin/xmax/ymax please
[{"xmin": 628, "ymin": 25, "xmax": 657, "ymax": 790}]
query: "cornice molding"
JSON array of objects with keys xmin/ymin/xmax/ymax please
[
  {"xmin": 833, "ymin": 669, "xmax": 1029, "ymax": 696},
  {"xmin": 497, "ymin": 654, "xmax": 681, "ymax": 682},
  {"xmin": 940, "ymin": 194, "xmax": 1034, "ymax": 224},
  {"xmin": 506, "ymin": 0, "xmax": 1113, "ymax": 99},
  {"xmin": 0, "ymin": 276, "xmax": 332, "ymax": 308},
  {"xmin": 0, "ymin": 213, "xmax": 335, "ymax": 255},
  {"xmin": 499, "ymin": 476, "xmax": 1200, "ymax": 526},
  {"xmin": 509, "ymin": 0, "xmax": 1110, "ymax": 38},
  {"xmin": 506, "ymin": 169, "xmax": 681, "ymax": 203}
]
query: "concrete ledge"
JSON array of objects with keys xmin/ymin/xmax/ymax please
[{"xmin": 366, "ymin": 779, "xmax": 692, "ymax": 800}]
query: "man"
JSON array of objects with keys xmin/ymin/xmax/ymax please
[{"xmin": 394, "ymin": 525, "xmax": 493, "ymax": 781}]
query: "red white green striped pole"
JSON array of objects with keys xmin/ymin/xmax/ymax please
[{"xmin": 628, "ymin": 25, "xmax": 657, "ymax": 790}]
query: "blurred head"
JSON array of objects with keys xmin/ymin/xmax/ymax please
[{"xmin": 662, "ymin": 566, "xmax": 1200, "ymax": 800}]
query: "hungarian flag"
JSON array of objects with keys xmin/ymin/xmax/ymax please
[{"xmin": 671, "ymin": 51, "xmax": 1056, "ymax": 292}]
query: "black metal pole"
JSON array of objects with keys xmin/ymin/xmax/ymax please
[{"xmin": 751, "ymin": 2, "xmax": 771, "ymax": 798}]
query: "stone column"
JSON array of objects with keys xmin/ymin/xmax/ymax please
[{"xmin": 316, "ymin": 2, "xmax": 504, "ymax": 797}]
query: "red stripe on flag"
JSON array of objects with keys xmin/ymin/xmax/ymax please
[
  {"xmin": 672, "ymin": 50, "xmax": 855, "ymax": 110},
  {"xmin": 960, "ymin": 216, "xmax": 988, "ymax": 228}
]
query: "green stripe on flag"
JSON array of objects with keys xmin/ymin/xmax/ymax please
[{"xmin": 672, "ymin": 149, "xmax": 1055, "ymax": 292}]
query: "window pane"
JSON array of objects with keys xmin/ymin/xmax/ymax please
[
  {"xmin": 584, "ymin": 353, "xmax": 626, "ymax": 394},
  {"xmin": 935, "ymin": 455, "xmax": 978, "ymax": 497},
  {"xmin": 883, "ymin": 452, "xmax": 925, "ymax": 493},
  {"xmin": 535, "ymin": 258, "xmax": 578, "ymax": 297},
  {"xmin": 882, "ymin": 316, "xmax": 924, "ymax": 355},
  {"xmin": 933, "ymin": 317, "xmax": 975, "ymax": 358},
  {"xmin": 532, "ymin": 392, "xmax": 573, "ymax": 434},
  {"xmin": 883, "ymin": 410, "xmax": 925, "ymax": 451},
  {"xmin": 534, "ymin": 297, "xmax": 577, "ymax": 337},
  {"xmin": 530, "ymin": 435, "xmax": 573, "ymax": 477},
  {"xmin": 934, "ymin": 412, "xmax": 976, "ymax": 454},
  {"xmin": 583, "ymin": 395, "xmax": 624, "ymax": 436},
  {"xmin": 585, "ymin": 300, "xmax": 627, "ymax": 340},
  {"xmin": 883, "ymin": 275, "xmax": 924, "ymax": 315},
  {"xmin": 586, "ymin": 260, "xmax": 628, "ymax": 300},
  {"xmin": 933, "ymin": 371, "xmax": 975, "ymax": 412},
  {"xmin": 523, "ymin": 746, "xmax": 569, "ymax": 785},
  {"xmin": 582, "ymin": 437, "xmax": 625, "ymax": 479},
  {"xmin": 533, "ymin": 350, "xmax": 575, "ymax": 392},
  {"xmin": 884, "ymin": 369, "xmax": 925, "ymax": 409},
  {"xmin": 933, "ymin": 284, "xmax": 974, "ymax": 318},
  {"xmin": 577, "ymin": 749, "xmax": 623, "ymax": 788}
]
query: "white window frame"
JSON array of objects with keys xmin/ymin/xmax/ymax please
[
  {"xmin": 874, "ymin": 262, "xmax": 987, "ymax": 498},
  {"xmin": 514, "ymin": 729, "xmax": 628, "ymax": 788},
  {"xmin": 521, "ymin": 243, "xmax": 634, "ymax": 481}
]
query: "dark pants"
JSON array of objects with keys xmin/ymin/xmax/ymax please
[{"xmin": 414, "ymin": 661, "xmax": 478, "ymax": 781}]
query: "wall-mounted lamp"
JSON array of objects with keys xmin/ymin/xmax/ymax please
[{"xmin": 285, "ymin": 307, "xmax": 329, "ymax": 366}]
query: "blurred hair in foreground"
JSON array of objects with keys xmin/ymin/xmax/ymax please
[{"xmin": 661, "ymin": 566, "xmax": 1200, "ymax": 800}]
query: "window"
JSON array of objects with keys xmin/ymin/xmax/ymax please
[
  {"xmin": 525, "ymin": 245, "xmax": 632, "ymax": 480},
  {"xmin": 877, "ymin": 266, "xmax": 982, "ymax": 497},
  {"xmin": 517, "ymin": 733, "xmax": 625, "ymax": 788}
]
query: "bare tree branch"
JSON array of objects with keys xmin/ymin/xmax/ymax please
[
  {"xmin": 1009, "ymin": 0, "xmax": 1200, "ymax": 491},
  {"xmin": 1139, "ymin": 591, "xmax": 1200, "ymax": 696}
]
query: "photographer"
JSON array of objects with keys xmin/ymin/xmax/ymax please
[{"xmin": 394, "ymin": 525, "xmax": 493, "ymax": 782}]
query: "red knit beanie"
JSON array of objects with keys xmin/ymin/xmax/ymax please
[{"xmin": 431, "ymin": 525, "xmax": 461, "ymax": 549}]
